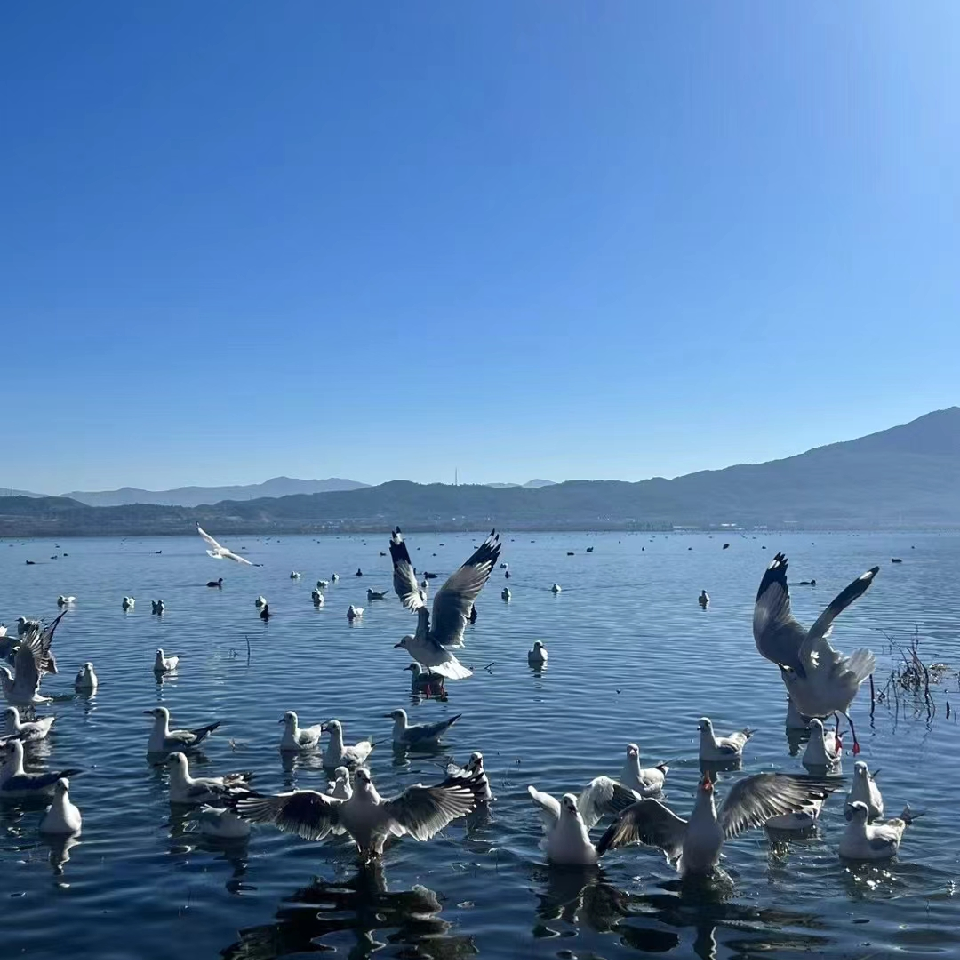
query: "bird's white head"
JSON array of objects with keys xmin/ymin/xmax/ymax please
[
  {"xmin": 4, "ymin": 706, "xmax": 18, "ymax": 723},
  {"xmin": 3, "ymin": 739, "xmax": 24, "ymax": 763},
  {"xmin": 697, "ymin": 718, "xmax": 713, "ymax": 734},
  {"xmin": 469, "ymin": 751, "xmax": 484, "ymax": 771},
  {"xmin": 355, "ymin": 767, "xmax": 372, "ymax": 786},
  {"xmin": 853, "ymin": 760, "xmax": 869, "ymax": 779},
  {"xmin": 561, "ymin": 793, "xmax": 579, "ymax": 816},
  {"xmin": 385, "ymin": 709, "xmax": 407, "ymax": 721},
  {"xmin": 144, "ymin": 706, "xmax": 169, "ymax": 721},
  {"xmin": 321, "ymin": 719, "xmax": 341, "ymax": 734},
  {"xmin": 334, "ymin": 766, "xmax": 349, "ymax": 780},
  {"xmin": 395, "ymin": 636, "xmax": 412, "ymax": 650},
  {"xmin": 846, "ymin": 800, "xmax": 869, "ymax": 823},
  {"xmin": 167, "ymin": 752, "xmax": 188, "ymax": 776},
  {"xmin": 626, "ymin": 743, "xmax": 639, "ymax": 758},
  {"xmin": 281, "ymin": 711, "xmax": 297, "ymax": 726},
  {"xmin": 54, "ymin": 777, "xmax": 69, "ymax": 796}
]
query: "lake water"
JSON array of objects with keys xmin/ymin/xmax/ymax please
[{"xmin": 1, "ymin": 531, "xmax": 957, "ymax": 960}]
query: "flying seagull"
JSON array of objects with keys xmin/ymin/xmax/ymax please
[{"xmin": 197, "ymin": 523, "xmax": 253, "ymax": 565}]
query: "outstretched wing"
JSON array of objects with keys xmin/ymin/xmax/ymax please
[
  {"xmin": 390, "ymin": 528, "xmax": 426, "ymax": 611},
  {"xmin": 383, "ymin": 777, "xmax": 481, "ymax": 840},
  {"xmin": 805, "ymin": 566, "xmax": 879, "ymax": 648},
  {"xmin": 431, "ymin": 531, "xmax": 501, "ymax": 648},
  {"xmin": 11, "ymin": 631, "xmax": 48, "ymax": 700},
  {"xmin": 578, "ymin": 776, "xmax": 641, "ymax": 828},
  {"xmin": 753, "ymin": 553, "xmax": 807, "ymax": 669},
  {"xmin": 527, "ymin": 785, "xmax": 561, "ymax": 828},
  {"xmin": 227, "ymin": 788, "xmax": 344, "ymax": 840},
  {"xmin": 197, "ymin": 524, "xmax": 223, "ymax": 553},
  {"xmin": 719, "ymin": 773, "xmax": 838, "ymax": 839},
  {"xmin": 596, "ymin": 798, "xmax": 687, "ymax": 860}
]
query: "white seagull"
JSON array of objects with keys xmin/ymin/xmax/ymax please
[
  {"xmin": 528, "ymin": 779, "xmax": 639, "ymax": 865},
  {"xmin": 311, "ymin": 588, "xmax": 325, "ymax": 606},
  {"xmin": 154, "ymin": 648, "xmax": 179, "ymax": 674},
  {"xmin": 846, "ymin": 760, "xmax": 884, "ymax": 819},
  {"xmin": 1, "ymin": 740, "xmax": 81, "ymax": 799},
  {"xmin": 227, "ymin": 766, "xmax": 484, "ymax": 861},
  {"xmin": 619, "ymin": 744, "xmax": 668, "ymax": 796},
  {"xmin": 598, "ymin": 772, "xmax": 837, "ymax": 875},
  {"xmin": 321, "ymin": 719, "xmax": 374, "ymax": 769},
  {"xmin": 698, "ymin": 718, "xmax": 755, "ymax": 764},
  {"xmin": 329, "ymin": 767, "xmax": 353, "ymax": 801},
  {"xmin": 0, "ymin": 612, "xmax": 65, "ymax": 706},
  {"xmin": 385, "ymin": 708, "xmax": 461, "ymax": 748},
  {"xmin": 840, "ymin": 801, "xmax": 918, "ymax": 860},
  {"xmin": 279, "ymin": 711, "xmax": 324, "ymax": 753},
  {"xmin": 528, "ymin": 641, "xmax": 548, "ymax": 666},
  {"xmin": 122, "ymin": 597, "xmax": 135, "ymax": 610},
  {"xmin": 347, "ymin": 605, "xmax": 364, "ymax": 622},
  {"xmin": 446, "ymin": 752, "xmax": 493, "ymax": 803},
  {"xmin": 765, "ymin": 797, "xmax": 825, "ymax": 834},
  {"xmin": 56, "ymin": 596, "xmax": 76, "ymax": 607},
  {"xmin": 390, "ymin": 529, "xmax": 501, "ymax": 679},
  {"xmin": 501, "ymin": 588, "xmax": 511, "ymax": 602},
  {"xmin": 4, "ymin": 705, "xmax": 55, "ymax": 744},
  {"xmin": 551, "ymin": 584, "xmax": 562, "ymax": 593},
  {"xmin": 75, "ymin": 662, "xmax": 98, "ymax": 693},
  {"xmin": 40, "ymin": 777, "xmax": 82, "ymax": 835},
  {"xmin": 197, "ymin": 806, "xmax": 251, "ymax": 840},
  {"xmin": 255, "ymin": 596, "xmax": 267, "ymax": 609},
  {"xmin": 197, "ymin": 523, "xmax": 253, "ymax": 564},
  {"xmin": 802, "ymin": 718, "xmax": 842, "ymax": 770},
  {"xmin": 167, "ymin": 752, "xmax": 252, "ymax": 805},
  {"xmin": 146, "ymin": 706, "xmax": 221, "ymax": 755}
]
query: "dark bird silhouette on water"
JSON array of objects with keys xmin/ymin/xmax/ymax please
[
  {"xmin": 207, "ymin": 578, "xmax": 223, "ymax": 588},
  {"xmin": 260, "ymin": 604, "xmax": 270, "ymax": 622}
]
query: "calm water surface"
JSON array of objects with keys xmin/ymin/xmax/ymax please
[{"xmin": 1, "ymin": 532, "xmax": 958, "ymax": 959}]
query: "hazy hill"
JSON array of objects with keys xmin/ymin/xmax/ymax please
[
  {"xmin": 1, "ymin": 408, "xmax": 958, "ymax": 535},
  {"xmin": 62, "ymin": 476, "xmax": 369, "ymax": 507}
]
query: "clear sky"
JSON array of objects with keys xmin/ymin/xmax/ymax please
[{"xmin": 2, "ymin": 3, "xmax": 958, "ymax": 493}]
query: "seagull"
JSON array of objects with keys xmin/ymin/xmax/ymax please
[
  {"xmin": 551, "ymin": 584, "xmax": 562, "ymax": 593},
  {"xmin": 385, "ymin": 708, "xmax": 460, "ymax": 748},
  {"xmin": 154, "ymin": 648, "xmax": 179, "ymax": 674},
  {"xmin": 446, "ymin": 752, "xmax": 493, "ymax": 803},
  {"xmin": 764, "ymin": 797, "xmax": 824, "ymax": 833},
  {"xmin": 316, "ymin": 580, "xmax": 329, "ymax": 590},
  {"xmin": 311, "ymin": 588, "xmax": 325, "ymax": 606},
  {"xmin": 167, "ymin": 752, "xmax": 252, "ymax": 805},
  {"xmin": 840, "ymin": 801, "xmax": 918, "ymax": 860},
  {"xmin": 145, "ymin": 706, "xmax": 221, "ymax": 755},
  {"xmin": 367, "ymin": 589, "xmax": 388, "ymax": 601},
  {"xmin": 619, "ymin": 744, "xmax": 668, "ymax": 796},
  {"xmin": 332, "ymin": 573, "xmax": 340, "ymax": 582},
  {"xmin": 74, "ymin": 663, "xmax": 98, "ymax": 693},
  {"xmin": 290, "ymin": 571, "xmax": 301, "ymax": 579},
  {"xmin": 0, "ymin": 625, "xmax": 6, "ymax": 638},
  {"xmin": 122, "ymin": 597, "xmax": 135, "ymax": 610},
  {"xmin": 528, "ymin": 779, "xmax": 639, "ymax": 864},
  {"xmin": 17, "ymin": 617, "xmax": 41, "ymax": 638},
  {"xmin": 39, "ymin": 778, "xmax": 82, "ymax": 835},
  {"xmin": 329, "ymin": 767, "xmax": 352, "ymax": 800},
  {"xmin": 196, "ymin": 806, "xmax": 251, "ymax": 840},
  {"xmin": 753, "ymin": 552, "xmax": 879, "ymax": 673},
  {"xmin": 0, "ymin": 612, "xmax": 65, "ymax": 705},
  {"xmin": 598, "ymin": 771, "xmax": 837, "ymax": 875},
  {"xmin": 255, "ymin": 596, "xmax": 267, "ymax": 608},
  {"xmin": 227, "ymin": 766, "xmax": 484, "ymax": 861},
  {"xmin": 802, "ymin": 718, "xmax": 842, "ymax": 770},
  {"xmin": 347, "ymin": 605, "xmax": 364, "ymax": 622},
  {"xmin": 501, "ymin": 588, "xmax": 511, "ymax": 601},
  {"xmin": 321, "ymin": 719, "xmax": 373, "ymax": 769},
  {"xmin": 699, "ymin": 590, "xmax": 709, "ymax": 608},
  {"xmin": 846, "ymin": 760, "xmax": 884, "ymax": 819},
  {"xmin": 405, "ymin": 663, "xmax": 447, "ymax": 696},
  {"xmin": 4, "ymin": 706, "xmax": 55, "ymax": 744},
  {"xmin": 259, "ymin": 604, "xmax": 270, "ymax": 621},
  {"xmin": 197, "ymin": 523, "xmax": 253, "ymax": 564},
  {"xmin": 56, "ymin": 595, "xmax": 76, "ymax": 607},
  {"xmin": 528, "ymin": 641, "xmax": 548, "ymax": 666},
  {"xmin": 390, "ymin": 530, "xmax": 500, "ymax": 678},
  {"xmin": 151, "ymin": 599, "xmax": 165, "ymax": 615},
  {"xmin": 0, "ymin": 740, "xmax": 82, "ymax": 799},
  {"xmin": 698, "ymin": 718, "xmax": 755, "ymax": 763},
  {"xmin": 279, "ymin": 711, "xmax": 324, "ymax": 752}
]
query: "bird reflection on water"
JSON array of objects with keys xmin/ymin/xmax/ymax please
[{"xmin": 221, "ymin": 863, "xmax": 471, "ymax": 960}]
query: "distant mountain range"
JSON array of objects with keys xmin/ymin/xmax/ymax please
[{"xmin": 1, "ymin": 408, "xmax": 958, "ymax": 535}]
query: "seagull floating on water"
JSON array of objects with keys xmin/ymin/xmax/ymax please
[
  {"xmin": 446, "ymin": 752, "xmax": 493, "ymax": 803},
  {"xmin": 699, "ymin": 590, "xmax": 709, "ymax": 608},
  {"xmin": 151, "ymin": 599, "xmax": 165, "ymax": 615},
  {"xmin": 385, "ymin": 708, "xmax": 460, "ymax": 748},
  {"xmin": 75, "ymin": 662, "xmax": 98, "ymax": 693},
  {"xmin": 39, "ymin": 777, "xmax": 82, "ymax": 835},
  {"xmin": 598, "ymin": 771, "xmax": 837, "ymax": 875},
  {"xmin": 154, "ymin": 648, "xmax": 179, "ymax": 674},
  {"xmin": 840, "ymin": 801, "xmax": 919, "ymax": 860},
  {"xmin": 167, "ymin": 752, "xmax": 252, "ymax": 805},
  {"xmin": 528, "ymin": 779, "xmax": 638, "ymax": 864},
  {"xmin": 802, "ymin": 718, "xmax": 842, "ymax": 770},
  {"xmin": 620, "ymin": 744, "xmax": 668, "ymax": 796},
  {"xmin": 197, "ymin": 523, "xmax": 253, "ymax": 564},
  {"xmin": 279, "ymin": 711, "xmax": 324, "ymax": 752},
  {"xmin": 698, "ymin": 717, "xmax": 755, "ymax": 764},
  {"xmin": 347, "ymin": 605, "xmax": 364, "ymax": 622},
  {"xmin": 367, "ymin": 589, "xmax": 388, "ymax": 601},
  {"xmin": 501, "ymin": 588, "xmax": 511, "ymax": 602},
  {"xmin": 528, "ymin": 641, "xmax": 548, "ymax": 666},
  {"xmin": 227, "ymin": 766, "xmax": 484, "ymax": 861},
  {"xmin": 390, "ymin": 528, "xmax": 500, "ymax": 679},
  {"xmin": 405, "ymin": 663, "xmax": 446, "ymax": 696},
  {"xmin": 56, "ymin": 595, "xmax": 76, "ymax": 607},
  {"xmin": 329, "ymin": 766, "xmax": 352, "ymax": 800},
  {"xmin": 196, "ymin": 805, "xmax": 251, "ymax": 839},
  {"xmin": 311, "ymin": 588, "xmax": 325, "ymax": 605},
  {"xmin": 550, "ymin": 584, "xmax": 562, "ymax": 593},
  {"xmin": 122, "ymin": 597, "xmax": 135, "ymax": 610},
  {"xmin": 290, "ymin": 571, "xmax": 301, "ymax": 579},
  {"xmin": 255, "ymin": 596, "xmax": 267, "ymax": 608},
  {"xmin": 4, "ymin": 705, "xmax": 54, "ymax": 744},
  {"xmin": 846, "ymin": 760, "xmax": 883, "ymax": 819},
  {"xmin": 764, "ymin": 796, "xmax": 824, "ymax": 833},
  {"xmin": 146, "ymin": 706, "xmax": 220, "ymax": 755},
  {"xmin": 0, "ymin": 740, "xmax": 82, "ymax": 799},
  {"xmin": 321, "ymin": 719, "xmax": 373, "ymax": 769}
]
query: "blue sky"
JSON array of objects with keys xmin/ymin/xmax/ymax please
[{"xmin": 2, "ymin": 3, "xmax": 958, "ymax": 493}]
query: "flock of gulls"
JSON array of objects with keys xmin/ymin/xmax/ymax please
[{"xmin": 0, "ymin": 526, "xmax": 921, "ymax": 887}]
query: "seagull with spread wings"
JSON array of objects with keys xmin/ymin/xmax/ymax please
[
  {"xmin": 227, "ymin": 766, "xmax": 485, "ymax": 861},
  {"xmin": 0, "ymin": 611, "xmax": 65, "ymax": 706},
  {"xmin": 598, "ymin": 771, "xmax": 838, "ymax": 876},
  {"xmin": 390, "ymin": 529, "xmax": 501, "ymax": 679},
  {"xmin": 196, "ymin": 523, "xmax": 253, "ymax": 565}
]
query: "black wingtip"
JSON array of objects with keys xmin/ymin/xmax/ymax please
[{"xmin": 756, "ymin": 552, "xmax": 789, "ymax": 602}]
